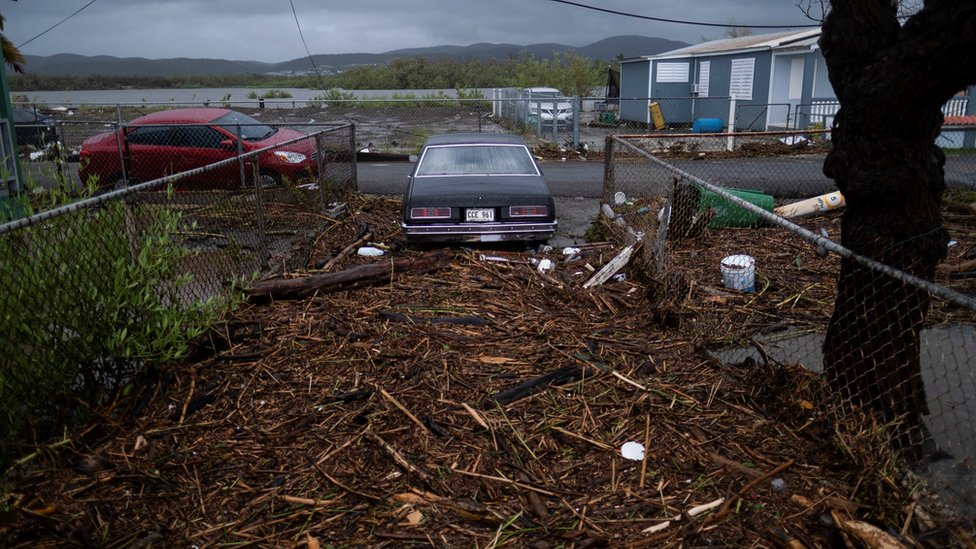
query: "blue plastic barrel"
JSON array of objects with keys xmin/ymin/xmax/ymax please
[{"xmin": 692, "ymin": 118, "xmax": 724, "ymax": 133}]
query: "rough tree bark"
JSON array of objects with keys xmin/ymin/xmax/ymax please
[{"xmin": 818, "ymin": 0, "xmax": 976, "ymax": 455}]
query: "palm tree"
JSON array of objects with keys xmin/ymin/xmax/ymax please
[{"xmin": 1, "ymin": 14, "xmax": 24, "ymax": 73}]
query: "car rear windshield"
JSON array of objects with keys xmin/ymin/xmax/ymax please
[
  {"xmin": 213, "ymin": 111, "xmax": 276, "ymax": 141},
  {"xmin": 416, "ymin": 144, "xmax": 538, "ymax": 176}
]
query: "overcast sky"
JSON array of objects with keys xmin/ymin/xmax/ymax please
[{"xmin": 5, "ymin": 0, "xmax": 817, "ymax": 63}]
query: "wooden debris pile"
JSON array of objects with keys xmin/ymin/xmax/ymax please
[{"xmin": 3, "ymin": 194, "xmax": 972, "ymax": 548}]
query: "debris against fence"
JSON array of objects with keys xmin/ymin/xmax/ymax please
[{"xmin": 601, "ymin": 133, "xmax": 976, "ymax": 525}]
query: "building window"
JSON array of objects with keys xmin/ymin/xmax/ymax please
[
  {"xmin": 656, "ymin": 62, "xmax": 689, "ymax": 83},
  {"xmin": 730, "ymin": 58, "xmax": 755, "ymax": 100},
  {"xmin": 697, "ymin": 61, "xmax": 710, "ymax": 97}
]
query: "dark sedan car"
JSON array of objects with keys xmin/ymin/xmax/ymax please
[
  {"xmin": 13, "ymin": 107, "xmax": 58, "ymax": 150},
  {"xmin": 401, "ymin": 133, "xmax": 557, "ymax": 243},
  {"xmin": 78, "ymin": 108, "xmax": 318, "ymax": 189}
]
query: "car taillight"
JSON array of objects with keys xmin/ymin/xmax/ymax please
[
  {"xmin": 509, "ymin": 205, "xmax": 549, "ymax": 217},
  {"xmin": 410, "ymin": 207, "xmax": 451, "ymax": 219}
]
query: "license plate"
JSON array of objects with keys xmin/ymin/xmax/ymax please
[{"xmin": 465, "ymin": 208, "xmax": 495, "ymax": 222}]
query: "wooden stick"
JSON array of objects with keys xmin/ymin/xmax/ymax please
[
  {"xmin": 461, "ymin": 402, "xmax": 490, "ymax": 430},
  {"xmin": 178, "ymin": 370, "xmax": 196, "ymax": 425},
  {"xmin": 451, "ymin": 468, "xmax": 560, "ymax": 497},
  {"xmin": 518, "ymin": 472, "xmax": 549, "ymax": 519},
  {"xmin": 280, "ymin": 495, "xmax": 341, "ymax": 507},
  {"xmin": 641, "ymin": 497, "xmax": 725, "ymax": 533},
  {"xmin": 306, "ymin": 454, "xmax": 381, "ymax": 502},
  {"xmin": 550, "ymin": 426, "xmax": 613, "ymax": 451},
  {"xmin": 368, "ymin": 432, "xmax": 442, "ymax": 489},
  {"xmin": 640, "ymin": 415, "xmax": 651, "ymax": 489},
  {"xmin": 710, "ymin": 452, "xmax": 762, "ymax": 480},
  {"xmin": 379, "ymin": 388, "xmax": 431, "ymax": 436},
  {"xmin": 713, "ymin": 459, "xmax": 795, "ymax": 521},
  {"xmin": 318, "ymin": 230, "xmax": 373, "ymax": 272}
]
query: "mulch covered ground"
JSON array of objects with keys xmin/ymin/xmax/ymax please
[{"xmin": 3, "ymin": 193, "xmax": 975, "ymax": 548}]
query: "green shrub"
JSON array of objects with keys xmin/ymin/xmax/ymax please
[{"xmin": 0, "ymin": 189, "xmax": 233, "ymax": 465}]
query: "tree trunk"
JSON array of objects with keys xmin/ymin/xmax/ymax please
[{"xmin": 819, "ymin": 0, "xmax": 976, "ymax": 457}]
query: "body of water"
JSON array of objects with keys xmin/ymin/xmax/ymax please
[{"xmin": 12, "ymin": 88, "xmax": 469, "ymax": 107}]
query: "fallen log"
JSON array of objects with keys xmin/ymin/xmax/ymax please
[{"xmin": 245, "ymin": 250, "xmax": 451, "ymax": 302}]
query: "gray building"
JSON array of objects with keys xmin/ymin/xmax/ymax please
[{"xmin": 618, "ymin": 28, "xmax": 974, "ymax": 142}]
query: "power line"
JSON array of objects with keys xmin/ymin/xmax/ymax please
[
  {"xmin": 544, "ymin": 0, "xmax": 820, "ymax": 29},
  {"xmin": 288, "ymin": 0, "xmax": 331, "ymax": 93},
  {"xmin": 17, "ymin": 0, "xmax": 99, "ymax": 48}
]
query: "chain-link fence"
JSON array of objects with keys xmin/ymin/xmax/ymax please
[
  {"xmin": 602, "ymin": 133, "xmax": 976, "ymax": 517},
  {"xmin": 0, "ymin": 122, "xmax": 355, "ymax": 468}
]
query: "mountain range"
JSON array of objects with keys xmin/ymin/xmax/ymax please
[{"xmin": 21, "ymin": 35, "xmax": 689, "ymax": 77}]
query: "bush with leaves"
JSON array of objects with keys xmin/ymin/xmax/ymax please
[{"xmin": 0, "ymin": 188, "xmax": 232, "ymax": 466}]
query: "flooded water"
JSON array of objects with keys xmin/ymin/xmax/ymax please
[{"xmin": 12, "ymin": 88, "xmax": 466, "ymax": 108}]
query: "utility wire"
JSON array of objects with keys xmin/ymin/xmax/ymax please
[
  {"xmin": 288, "ymin": 0, "xmax": 331, "ymax": 93},
  {"xmin": 17, "ymin": 0, "xmax": 99, "ymax": 48},
  {"xmin": 544, "ymin": 0, "xmax": 820, "ymax": 29}
]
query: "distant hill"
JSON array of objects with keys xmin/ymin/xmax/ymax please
[{"xmin": 21, "ymin": 36, "xmax": 688, "ymax": 77}]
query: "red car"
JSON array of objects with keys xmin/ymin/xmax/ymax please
[{"xmin": 78, "ymin": 108, "xmax": 318, "ymax": 189}]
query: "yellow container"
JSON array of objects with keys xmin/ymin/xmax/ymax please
[{"xmin": 649, "ymin": 102, "xmax": 666, "ymax": 130}]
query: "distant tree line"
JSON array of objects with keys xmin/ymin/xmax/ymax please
[{"xmin": 10, "ymin": 53, "xmax": 610, "ymax": 96}]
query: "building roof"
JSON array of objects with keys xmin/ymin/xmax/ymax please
[
  {"xmin": 944, "ymin": 115, "xmax": 976, "ymax": 126},
  {"xmin": 641, "ymin": 28, "xmax": 821, "ymax": 60}
]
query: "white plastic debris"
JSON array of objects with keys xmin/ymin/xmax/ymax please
[
  {"xmin": 780, "ymin": 135, "xmax": 808, "ymax": 146},
  {"xmin": 612, "ymin": 273, "xmax": 627, "ymax": 282},
  {"xmin": 613, "ymin": 191, "xmax": 627, "ymax": 206},
  {"xmin": 297, "ymin": 182, "xmax": 319, "ymax": 191},
  {"xmin": 537, "ymin": 259, "xmax": 554, "ymax": 273},
  {"xmin": 29, "ymin": 151, "xmax": 44, "ymax": 161},
  {"xmin": 562, "ymin": 247, "xmax": 581, "ymax": 256},
  {"xmin": 620, "ymin": 441, "xmax": 645, "ymax": 461},
  {"xmin": 480, "ymin": 255, "xmax": 511, "ymax": 263},
  {"xmin": 357, "ymin": 246, "xmax": 385, "ymax": 257}
]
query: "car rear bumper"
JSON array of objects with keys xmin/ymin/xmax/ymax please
[{"xmin": 402, "ymin": 220, "xmax": 557, "ymax": 243}]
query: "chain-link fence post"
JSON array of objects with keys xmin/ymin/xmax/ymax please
[
  {"xmin": 602, "ymin": 135, "xmax": 614, "ymax": 205},
  {"xmin": 349, "ymin": 124, "xmax": 358, "ymax": 192},
  {"xmin": 236, "ymin": 124, "xmax": 245, "ymax": 189},
  {"xmin": 727, "ymin": 96, "xmax": 737, "ymax": 151},
  {"xmin": 315, "ymin": 132, "xmax": 328, "ymax": 212},
  {"xmin": 250, "ymin": 157, "xmax": 269, "ymax": 270},
  {"xmin": 572, "ymin": 96, "xmax": 580, "ymax": 150}
]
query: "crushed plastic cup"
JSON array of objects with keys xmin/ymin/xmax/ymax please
[
  {"xmin": 720, "ymin": 254, "xmax": 755, "ymax": 292},
  {"xmin": 357, "ymin": 246, "xmax": 385, "ymax": 257},
  {"xmin": 614, "ymin": 191, "xmax": 627, "ymax": 206},
  {"xmin": 620, "ymin": 441, "xmax": 645, "ymax": 461},
  {"xmin": 537, "ymin": 259, "xmax": 554, "ymax": 273}
]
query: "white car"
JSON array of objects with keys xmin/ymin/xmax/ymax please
[{"xmin": 522, "ymin": 87, "xmax": 573, "ymax": 127}]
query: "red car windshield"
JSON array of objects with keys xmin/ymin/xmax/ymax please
[{"xmin": 213, "ymin": 111, "xmax": 277, "ymax": 141}]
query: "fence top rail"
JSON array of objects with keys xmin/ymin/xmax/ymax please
[
  {"xmin": 0, "ymin": 125, "xmax": 352, "ymax": 237},
  {"xmin": 614, "ymin": 129, "xmax": 831, "ymax": 140},
  {"xmin": 610, "ymin": 135, "xmax": 976, "ymax": 311}
]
